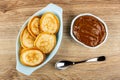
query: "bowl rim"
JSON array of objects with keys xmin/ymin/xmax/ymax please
[{"xmin": 70, "ymin": 13, "xmax": 108, "ymax": 49}]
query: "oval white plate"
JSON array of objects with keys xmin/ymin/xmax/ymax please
[
  {"xmin": 70, "ymin": 13, "xmax": 108, "ymax": 49},
  {"xmin": 16, "ymin": 3, "xmax": 63, "ymax": 75}
]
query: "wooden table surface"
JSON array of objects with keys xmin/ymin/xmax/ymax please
[{"xmin": 0, "ymin": 0, "xmax": 120, "ymax": 80}]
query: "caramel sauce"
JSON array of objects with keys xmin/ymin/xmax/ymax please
[{"xmin": 73, "ymin": 15, "xmax": 106, "ymax": 47}]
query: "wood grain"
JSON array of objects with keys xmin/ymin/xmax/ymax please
[{"xmin": 0, "ymin": 0, "xmax": 120, "ymax": 80}]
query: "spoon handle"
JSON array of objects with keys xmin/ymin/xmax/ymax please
[
  {"xmin": 74, "ymin": 56, "xmax": 105, "ymax": 64},
  {"xmin": 74, "ymin": 58, "xmax": 97, "ymax": 64},
  {"xmin": 74, "ymin": 60, "xmax": 86, "ymax": 64}
]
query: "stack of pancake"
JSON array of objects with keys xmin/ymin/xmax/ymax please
[{"xmin": 20, "ymin": 12, "xmax": 59, "ymax": 67}]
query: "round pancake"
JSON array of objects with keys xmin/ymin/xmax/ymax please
[
  {"xmin": 20, "ymin": 27, "xmax": 35, "ymax": 48},
  {"xmin": 34, "ymin": 32, "xmax": 56, "ymax": 54},
  {"xmin": 20, "ymin": 48, "xmax": 45, "ymax": 67},
  {"xmin": 28, "ymin": 16, "xmax": 40, "ymax": 38},
  {"xmin": 40, "ymin": 12, "xmax": 59, "ymax": 34}
]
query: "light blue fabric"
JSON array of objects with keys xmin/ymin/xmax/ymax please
[{"xmin": 16, "ymin": 3, "xmax": 63, "ymax": 76}]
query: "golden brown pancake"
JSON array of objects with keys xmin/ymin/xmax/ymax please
[
  {"xmin": 28, "ymin": 16, "xmax": 40, "ymax": 38},
  {"xmin": 20, "ymin": 48, "xmax": 45, "ymax": 67},
  {"xmin": 20, "ymin": 27, "xmax": 35, "ymax": 48},
  {"xmin": 34, "ymin": 32, "xmax": 56, "ymax": 54},
  {"xmin": 40, "ymin": 12, "xmax": 59, "ymax": 34}
]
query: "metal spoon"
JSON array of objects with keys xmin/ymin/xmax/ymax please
[{"xmin": 55, "ymin": 56, "xmax": 106, "ymax": 70}]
